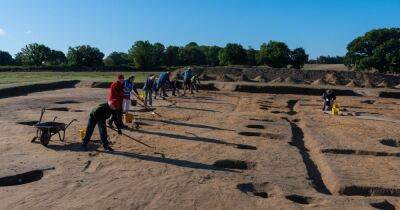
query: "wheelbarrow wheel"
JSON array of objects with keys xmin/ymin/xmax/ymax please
[{"xmin": 40, "ymin": 131, "xmax": 51, "ymax": 146}]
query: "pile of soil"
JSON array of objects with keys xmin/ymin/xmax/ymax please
[
  {"xmin": 268, "ymin": 77, "xmax": 284, "ymax": 84},
  {"xmin": 376, "ymin": 80, "xmax": 390, "ymax": 88},
  {"xmin": 324, "ymin": 73, "xmax": 344, "ymax": 86},
  {"xmin": 236, "ymin": 73, "xmax": 253, "ymax": 82},
  {"xmin": 311, "ymin": 79, "xmax": 327, "ymax": 86},
  {"xmin": 284, "ymin": 77, "xmax": 301, "ymax": 84},
  {"xmin": 252, "ymin": 75, "xmax": 268, "ymax": 83},
  {"xmin": 346, "ymin": 80, "xmax": 360, "ymax": 88},
  {"xmin": 216, "ymin": 73, "xmax": 235, "ymax": 82},
  {"xmin": 199, "ymin": 73, "xmax": 215, "ymax": 81}
]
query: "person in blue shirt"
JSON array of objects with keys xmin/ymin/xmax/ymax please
[
  {"xmin": 123, "ymin": 75, "xmax": 139, "ymax": 113},
  {"xmin": 183, "ymin": 67, "xmax": 193, "ymax": 95},
  {"xmin": 155, "ymin": 72, "xmax": 171, "ymax": 99},
  {"xmin": 143, "ymin": 74, "xmax": 156, "ymax": 108}
]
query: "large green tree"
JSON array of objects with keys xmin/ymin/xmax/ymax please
[
  {"xmin": 67, "ymin": 45, "xmax": 104, "ymax": 66},
  {"xmin": 218, "ymin": 43, "xmax": 247, "ymax": 65},
  {"xmin": 246, "ymin": 47, "xmax": 258, "ymax": 66},
  {"xmin": 179, "ymin": 43, "xmax": 206, "ymax": 65},
  {"xmin": 47, "ymin": 50, "xmax": 66, "ymax": 65},
  {"xmin": 128, "ymin": 41, "xmax": 155, "ymax": 69},
  {"xmin": 258, "ymin": 41, "xmax": 291, "ymax": 68},
  {"xmin": 345, "ymin": 28, "xmax": 400, "ymax": 72},
  {"xmin": 0, "ymin": 50, "xmax": 13, "ymax": 65},
  {"xmin": 16, "ymin": 43, "xmax": 52, "ymax": 66},
  {"xmin": 165, "ymin": 46, "xmax": 180, "ymax": 66},
  {"xmin": 201, "ymin": 46, "xmax": 221, "ymax": 66},
  {"xmin": 104, "ymin": 52, "xmax": 130, "ymax": 66},
  {"xmin": 152, "ymin": 42, "xmax": 165, "ymax": 67},
  {"xmin": 290, "ymin": 48, "xmax": 308, "ymax": 69}
]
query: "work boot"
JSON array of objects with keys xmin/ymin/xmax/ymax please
[{"xmin": 104, "ymin": 145, "xmax": 114, "ymax": 152}]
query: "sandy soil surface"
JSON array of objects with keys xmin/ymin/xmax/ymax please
[{"xmin": 0, "ymin": 87, "xmax": 399, "ymax": 209}]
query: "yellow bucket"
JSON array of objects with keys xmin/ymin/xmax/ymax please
[
  {"xmin": 79, "ymin": 129, "xmax": 86, "ymax": 140},
  {"xmin": 125, "ymin": 113, "xmax": 134, "ymax": 123},
  {"xmin": 331, "ymin": 104, "xmax": 340, "ymax": 115},
  {"xmin": 138, "ymin": 92, "xmax": 145, "ymax": 101}
]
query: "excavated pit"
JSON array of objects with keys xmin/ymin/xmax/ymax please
[
  {"xmin": 370, "ymin": 200, "xmax": 396, "ymax": 210},
  {"xmin": 285, "ymin": 194, "xmax": 313, "ymax": 204},
  {"xmin": 321, "ymin": 149, "xmax": 400, "ymax": 157},
  {"xmin": 54, "ymin": 100, "xmax": 81, "ymax": 104},
  {"xmin": 238, "ymin": 132, "xmax": 284, "ymax": 140},
  {"xmin": 380, "ymin": 139, "xmax": 400, "ymax": 148},
  {"xmin": 286, "ymin": 99, "xmax": 299, "ymax": 115},
  {"xmin": 0, "ymin": 170, "xmax": 44, "ymax": 187},
  {"xmin": 17, "ymin": 121, "xmax": 38, "ymax": 126},
  {"xmin": 237, "ymin": 183, "xmax": 269, "ymax": 198},
  {"xmin": 213, "ymin": 160, "xmax": 255, "ymax": 170},
  {"xmin": 235, "ymin": 144, "xmax": 257, "ymax": 150},
  {"xmin": 245, "ymin": 125, "xmax": 265, "ymax": 129},
  {"xmin": 249, "ymin": 118, "xmax": 275, "ymax": 122},
  {"xmin": 339, "ymin": 186, "xmax": 400, "ymax": 197},
  {"xmin": 47, "ymin": 107, "xmax": 83, "ymax": 112}
]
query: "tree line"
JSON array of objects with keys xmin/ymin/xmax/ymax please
[
  {"xmin": 0, "ymin": 41, "xmax": 309, "ymax": 69},
  {"xmin": 1, "ymin": 28, "xmax": 399, "ymax": 72}
]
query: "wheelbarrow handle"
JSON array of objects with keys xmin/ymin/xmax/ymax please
[
  {"xmin": 65, "ymin": 119, "xmax": 77, "ymax": 129},
  {"xmin": 38, "ymin": 108, "xmax": 46, "ymax": 124}
]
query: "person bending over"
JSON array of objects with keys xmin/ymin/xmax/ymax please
[
  {"xmin": 322, "ymin": 89, "xmax": 336, "ymax": 111},
  {"xmin": 81, "ymin": 101, "xmax": 123, "ymax": 152}
]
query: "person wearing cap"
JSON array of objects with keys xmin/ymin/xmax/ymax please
[
  {"xmin": 183, "ymin": 67, "xmax": 193, "ymax": 95},
  {"xmin": 122, "ymin": 75, "xmax": 139, "ymax": 113},
  {"xmin": 143, "ymin": 74, "xmax": 156, "ymax": 108},
  {"xmin": 107, "ymin": 74, "xmax": 125, "ymax": 128},
  {"xmin": 81, "ymin": 102, "xmax": 123, "ymax": 152},
  {"xmin": 322, "ymin": 89, "xmax": 336, "ymax": 111},
  {"xmin": 156, "ymin": 71, "xmax": 171, "ymax": 99}
]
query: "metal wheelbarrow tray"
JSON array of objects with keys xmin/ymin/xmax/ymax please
[{"xmin": 31, "ymin": 108, "xmax": 77, "ymax": 146}]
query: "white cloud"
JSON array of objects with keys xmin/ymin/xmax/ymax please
[
  {"xmin": 0, "ymin": 28, "xmax": 6, "ymax": 37},
  {"xmin": 25, "ymin": 30, "xmax": 32, "ymax": 34}
]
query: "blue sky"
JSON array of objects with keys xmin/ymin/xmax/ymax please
[{"xmin": 0, "ymin": 0, "xmax": 399, "ymax": 58}]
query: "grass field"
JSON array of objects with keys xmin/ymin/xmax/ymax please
[{"xmin": 0, "ymin": 71, "xmax": 160, "ymax": 88}]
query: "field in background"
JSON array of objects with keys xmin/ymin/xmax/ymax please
[
  {"xmin": 303, "ymin": 64, "xmax": 349, "ymax": 71},
  {"xmin": 0, "ymin": 71, "xmax": 160, "ymax": 88}
]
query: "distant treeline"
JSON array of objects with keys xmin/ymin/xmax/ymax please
[
  {"xmin": 0, "ymin": 28, "xmax": 399, "ymax": 73},
  {"xmin": 0, "ymin": 41, "xmax": 309, "ymax": 70}
]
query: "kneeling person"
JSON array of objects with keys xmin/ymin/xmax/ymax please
[{"xmin": 82, "ymin": 102, "xmax": 123, "ymax": 151}]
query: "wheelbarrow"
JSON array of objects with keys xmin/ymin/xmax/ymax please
[{"xmin": 31, "ymin": 108, "xmax": 77, "ymax": 146}]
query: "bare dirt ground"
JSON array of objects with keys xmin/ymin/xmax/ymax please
[{"xmin": 0, "ymin": 86, "xmax": 399, "ymax": 209}]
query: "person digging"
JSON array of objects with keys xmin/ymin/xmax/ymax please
[
  {"xmin": 107, "ymin": 74, "xmax": 126, "ymax": 129},
  {"xmin": 322, "ymin": 89, "xmax": 336, "ymax": 111},
  {"xmin": 156, "ymin": 71, "xmax": 171, "ymax": 99},
  {"xmin": 81, "ymin": 100, "xmax": 123, "ymax": 152},
  {"xmin": 183, "ymin": 67, "xmax": 193, "ymax": 95}
]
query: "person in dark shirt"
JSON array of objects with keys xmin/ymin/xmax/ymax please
[
  {"xmin": 81, "ymin": 102, "xmax": 123, "ymax": 151},
  {"xmin": 322, "ymin": 89, "xmax": 336, "ymax": 111}
]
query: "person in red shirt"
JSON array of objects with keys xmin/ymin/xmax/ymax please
[{"xmin": 107, "ymin": 74, "xmax": 125, "ymax": 128}]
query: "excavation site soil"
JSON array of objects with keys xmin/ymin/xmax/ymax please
[{"xmin": 0, "ymin": 84, "xmax": 400, "ymax": 209}]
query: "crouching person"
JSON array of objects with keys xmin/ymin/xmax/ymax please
[{"xmin": 81, "ymin": 101, "xmax": 123, "ymax": 152}]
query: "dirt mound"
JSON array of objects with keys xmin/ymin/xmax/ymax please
[
  {"xmin": 268, "ymin": 77, "xmax": 284, "ymax": 84},
  {"xmin": 362, "ymin": 75, "xmax": 374, "ymax": 88},
  {"xmin": 311, "ymin": 79, "xmax": 327, "ymax": 86},
  {"xmin": 216, "ymin": 73, "xmax": 235, "ymax": 82},
  {"xmin": 236, "ymin": 73, "xmax": 253, "ymax": 82},
  {"xmin": 346, "ymin": 79, "xmax": 360, "ymax": 87},
  {"xmin": 252, "ymin": 75, "xmax": 268, "ymax": 82},
  {"xmin": 284, "ymin": 77, "xmax": 301, "ymax": 84},
  {"xmin": 376, "ymin": 80, "xmax": 390, "ymax": 88},
  {"xmin": 324, "ymin": 73, "xmax": 344, "ymax": 86},
  {"xmin": 199, "ymin": 73, "xmax": 214, "ymax": 81}
]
